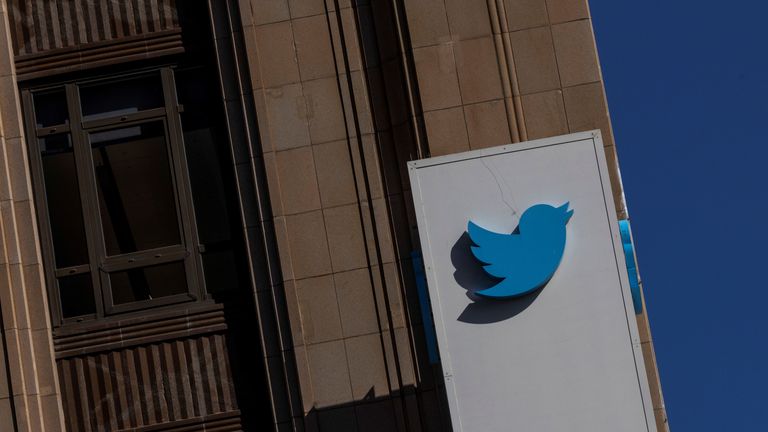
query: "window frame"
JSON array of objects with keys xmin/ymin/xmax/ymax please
[{"xmin": 23, "ymin": 67, "xmax": 205, "ymax": 325}]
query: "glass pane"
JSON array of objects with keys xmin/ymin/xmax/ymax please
[
  {"xmin": 110, "ymin": 261, "xmax": 188, "ymax": 305},
  {"xmin": 34, "ymin": 89, "xmax": 69, "ymax": 128},
  {"xmin": 40, "ymin": 134, "xmax": 89, "ymax": 268},
  {"xmin": 59, "ymin": 273, "xmax": 96, "ymax": 318},
  {"xmin": 80, "ymin": 74, "xmax": 164, "ymax": 121},
  {"xmin": 90, "ymin": 122, "xmax": 181, "ymax": 255}
]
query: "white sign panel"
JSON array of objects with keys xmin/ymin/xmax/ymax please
[{"xmin": 408, "ymin": 131, "xmax": 656, "ymax": 432}]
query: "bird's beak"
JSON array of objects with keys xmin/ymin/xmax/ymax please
[{"xmin": 558, "ymin": 202, "xmax": 574, "ymax": 223}]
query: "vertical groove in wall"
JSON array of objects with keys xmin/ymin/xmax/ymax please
[
  {"xmin": 206, "ymin": 0, "xmax": 304, "ymax": 426},
  {"xmin": 386, "ymin": 0, "xmax": 429, "ymax": 160},
  {"xmin": 324, "ymin": 3, "xmax": 411, "ymax": 430},
  {"xmin": 486, "ymin": 0, "xmax": 527, "ymax": 143},
  {"xmin": 345, "ymin": 0, "xmax": 430, "ymax": 421}
]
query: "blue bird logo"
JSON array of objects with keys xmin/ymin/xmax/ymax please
[{"xmin": 467, "ymin": 203, "xmax": 573, "ymax": 299}]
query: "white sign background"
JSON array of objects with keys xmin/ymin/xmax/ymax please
[{"xmin": 408, "ymin": 131, "xmax": 656, "ymax": 432}]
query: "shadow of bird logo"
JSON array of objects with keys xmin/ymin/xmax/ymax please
[{"xmin": 467, "ymin": 203, "xmax": 573, "ymax": 299}]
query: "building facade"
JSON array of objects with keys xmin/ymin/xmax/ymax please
[{"xmin": 0, "ymin": 0, "xmax": 667, "ymax": 431}]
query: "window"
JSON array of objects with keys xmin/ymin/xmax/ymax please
[{"xmin": 24, "ymin": 68, "xmax": 205, "ymax": 323}]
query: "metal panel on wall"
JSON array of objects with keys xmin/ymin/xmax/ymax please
[{"xmin": 408, "ymin": 131, "xmax": 656, "ymax": 432}]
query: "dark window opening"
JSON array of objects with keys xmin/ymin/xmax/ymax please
[{"xmin": 24, "ymin": 68, "xmax": 203, "ymax": 323}]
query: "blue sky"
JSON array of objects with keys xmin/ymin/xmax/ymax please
[{"xmin": 590, "ymin": 1, "xmax": 768, "ymax": 430}]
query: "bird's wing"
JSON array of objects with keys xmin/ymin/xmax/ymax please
[{"xmin": 467, "ymin": 221, "xmax": 517, "ymax": 279}]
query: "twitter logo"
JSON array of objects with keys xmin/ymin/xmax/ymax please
[{"xmin": 467, "ymin": 203, "xmax": 573, "ymax": 299}]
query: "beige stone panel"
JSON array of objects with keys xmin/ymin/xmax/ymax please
[
  {"xmin": 313, "ymin": 140, "xmax": 358, "ymax": 208},
  {"xmin": 464, "ymin": 99, "xmax": 512, "ymax": 150},
  {"xmin": 546, "ymin": 0, "xmax": 590, "ymax": 24},
  {"xmin": 303, "ymin": 77, "xmax": 346, "ymax": 145},
  {"xmin": 403, "ymin": 0, "xmax": 451, "ymax": 48},
  {"xmin": 288, "ymin": 0, "xmax": 325, "ymax": 19},
  {"xmin": 241, "ymin": 25, "xmax": 264, "ymax": 91},
  {"xmin": 521, "ymin": 89, "xmax": 568, "ymax": 139},
  {"xmin": 336, "ymin": 71, "xmax": 375, "ymax": 138},
  {"xmin": 293, "ymin": 14, "xmax": 335, "ymax": 81},
  {"xmin": 381, "ymin": 328, "xmax": 416, "ymax": 388},
  {"xmin": 345, "ymin": 333, "xmax": 389, "ymax": 400},
  {"xmin": 562, "ymin": 81, "xmax": 615, "ymax": 147},
  {"xmin": 331, "ymin": 8, "xmax": 362, "ymax": 72},
  {"xmin": 8, "ymin": 264, "xmax": 28, "ymax": 330},
  {"xmin": 552, "ymin": 20, "xmax": 600, "ymax": 87},
  {"xmin": 284, "ymin": 210, "xmax": 332, "ymax": 279},
  {"xmin": 40, "ymin": 393, "xmax": 66, "ymax": 431},
  {"xmin": 0, "ymin": 398, "xmax": 13, "ymax": 431},
  {"xmin": 504, "ymin": 0, "xmax": 549, "ymax": 31},
  {"xmin": 17, "ymin": 330, "xmax": 37, "ymax": 395},
  {"xmin": 306, "ymin": 340, "xmax": 354, "ymax": 408},
  {"xmin": 0, "ymin": 201, "xmax": 21, "ymax": 266},
  {"xmin": 262, "ymin": 151, "xmax": 285, "ymax": 216},
  {"xmin": 324, "ymin": 204, "xmax": 367, "ymax": 273},
  {"xmin": 0, "ymin": 334, "xmax": 7, "ymax": 399},
  {"xmin": 22, "ymin": 264, "xmax": 48, "ymax": 332},
  {"xmin": 358, "ymin": 198, "xmax": 397, "ymax": 266},
  {"xmin": 283, "ymin": 280, "xmax": 305, "ymax": 346},
  {"xmin": 255, "ymin": 21, "xmax": 300, "ymax": 88},
  {"xmin": 25, "ymin": 394, "xmax": 43, "ymax": 431},
  {"xmin": 0, "ymin": 266, "xmax": 14, "ymax": 331},
  {"xmin": 350, "ymin": 134, "xmax": 392, "ymax": 203},
  {"xmin": 273, "ymin": 216, "xmax": 295, "ymax": 281},
  {"xmin": 14, "ymin": 200, "xmax": 40, "ymax": 266},
  {"xmin": 603, "ymin": 145, "xmax": 627, "ymax": 218},
  {"xmin": 335, "ymin": 268, "xmax": 380, "ymax": 338},
  {"xmin": 296, "ymin": 275, "xmax": 343, "ymax": 344},
  {"xmin": 12, "ymin": 394, "xmax": 28, "ymax": 431},
  {"xmin": 31, "ymin": 329, "xmax": 56, "ymax": 396},
  {"xmin": 509, "ymin": 26, "xmax": 561, "ymax": 95},
  {"xmin": 275, "ymin": 146, "xmax": 322, "ymax": 215},
  {"xmin": 263, "ymin": 84, "xmax": 312, "ymax": 151},
  {"xmin": 252, "ymin": 89, "xmax": 272, "ymax": 148},
  {"xmin": 0, "ymin": 141, "xmax": 10, "ymax": 202},
  {"xmin": 371, "ymin": 262, "xmax": 406, "ymax": 331},
  {"xmin": 412, "ymin": 44, "xmax": 462, "ymax": 112},
  {"xmin": 454, "ymin": 36, "xmax": 504, "ymax": 105},
  {"xmin": 424, "ymin": 107, "xmax": 469, "ymax": 157},
  {"xmin": 5, "ymin": 136, "xmax": 32, "ymax": 202},
  {"xmin": 293, "ymin": 345, "xmax": 315, "ymax": 413},
  {"xmin": 250, "ymin": 0, "xmax": 291, "ymax": 25},
  {"xmin": 444, "ymin": 0, "xmax": 492, "ymax": 40},
  {"xmin": 0, "ymin": 75, "xmax": 22, "ymax": 139}
]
